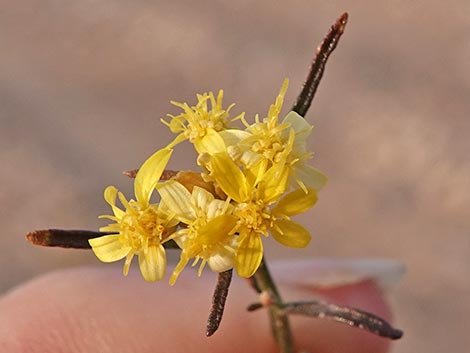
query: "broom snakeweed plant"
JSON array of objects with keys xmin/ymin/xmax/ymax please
[{"xmin": 26, "ymin": 13, "xmax": 403, "ymax": 353}]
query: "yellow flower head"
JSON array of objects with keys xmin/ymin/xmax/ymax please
[
  {"xmin": 225, "ymin": 79, "xmax": 328, "ymax": 192},
  {"xmin": 209, "ymin": 153, "xmax": 318, "ymax": 277},
  {"xmin": 89, "ymin": 148, "xmax": 178, "ymax": 282},
  {"xmin": 162, "ymin": 90, "xmax": 244, "ymax": 154},
  {"xmin": 157, "ymin": 181, "xmax": 237, "ymax": 285},
  {"xmin": 90, "ymin": 78, "xmax": 326, "ymax": 283}
]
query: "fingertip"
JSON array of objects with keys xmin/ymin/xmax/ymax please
[
  {"xmin": 0, "ymin": 267, "xmax": 272, "ymax": 353},
  {"xmin": 0, "ymin": 262, "xmax": 399, "ymax": 353}
]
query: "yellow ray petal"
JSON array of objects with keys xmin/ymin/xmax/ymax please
[
  {"xmin": 103, "ymin": 186, "xmax": 125, "ymax": 219},
  {"xmin": 257, "ymin": 162, "xmax": 289, "ymax": 204},
  {"xmin": 99, "ymin": 224, "xmax": 120, "ymax": 233},
  {"xmin": 218, "ymin": 129, "xmax": 251, "ymax": 147},
  {"xmin": 157, "ymin": 180, "xmax": 196, "ymax": 224},
  {"xmin": 245, "ymin": 158, "xmax": 268, "ymax": 187},
  {"xmin": 270, "ymin": 219, "xmax": 311, "ymax": 248},
  {"xmin": 282, "ymin": 111, "xmax": 312, "ymax": 135},
  {"xmin": 210, "ymin": 153, "xmax": 248, "ymax": 203},
  {"xmin": 198, "ymin": 215, "xmax": 238, "ymax": 245},
  {"xmin": 134, "ymin": 148, "xmax": 173, "ymax": 206},
  {"xmin": 282, "ymin": 111, "xmax": 312, "ymax": 154},
  {"xmin": 235, "ymin": 234, "xmax": 263, "ymax": 278},
  {"xmin": 194, "ymin": 128, "xmax": 227, "ymax": 154},
  {"xmin": 166, "ymin": 132, "xmax": 187, "ymax": 148},
  {"xmin": 267, "ymin": 78, "xmax": 289, "ymax": 119},
  {"xmin": 98, "ymin": 215, "xmax": 119, "ymax": 222},
  {"xmin": 117, "ymin": 191, "xmax": 132, "ymax": 212},
  {"xmin": 169, "ymin": 255, "xmax": 190, "ymax": 286},
  {"xmin": 272, "ymin": 187, "xmax": 318, "ymax": 217},
  {"xmin": 89, "ymin": 234, "xmax": 130, "ymax": 262},
  {"xmin": 123, "ymin": 250, "xmax": 136, "ymax": 276},
  {"xmin": 294, "ymin": 164, "xmax": 328, "ymax": 191},
  {"xmin": 207, "ymin": 248, "xmax": 235, "ymax": 273},
  {"xmin": 191, "ymin": 186, "xmax": 214, "ymax": 213},
  {"xmin": 138, "ymin": 245, "xmax": 166, "ymax": 282},
  {"xmin": 206, "ymin": 199, "xmax": 232, "ymax": 220}
]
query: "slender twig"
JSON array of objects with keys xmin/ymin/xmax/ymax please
[
  {"xmin": 26, "ymin": 229, "xmax": 180, "ymax": 249},
  {"xmin": 252, "ymin": 258, "xmax": 294, "ymax": 353},
  {"xmin": 206, "ymin": 269, "xmax": 233, "ymax": 336},
  {"xmin": 245, "ymin": 277, "xmax": 262, "ymax": 294},
  {"xmin": 247, "ymin": 13, "xmax": 350, "ymax": 353},
  {"xmin": 248, "ymin": 300, "xmax": 403, "ymax": 340},
  {"xmin": 122, "ymin": 169, "xmax": 139, "ymax": 178},
  {"xmin": 292, "ymin": 12, "xmax": 348, "ymax": 117},
  {"xmin": 123, "ymin": 168, "xmax": 178, "ymax": 179},
  {"xmin": 26, "ymin": 229, "xmax": 108, "ymax": 249}
]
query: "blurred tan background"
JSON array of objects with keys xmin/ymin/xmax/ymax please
[{"xmin": 1, "ymin": 1, "xmax": 469, "ymax": 352}]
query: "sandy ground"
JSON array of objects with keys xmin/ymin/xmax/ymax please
[{"xmin": 1, "ymin": 1, "xmax": 469, "ymax": 353}]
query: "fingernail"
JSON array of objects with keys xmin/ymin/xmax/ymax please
[{"xmin": 271, "ymin": 258, "xmax": 405, "ymax": 292}]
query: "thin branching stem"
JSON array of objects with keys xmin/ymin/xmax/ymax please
[
  {"xmin": 26, "ymin": 229, "xmax": 180, "ymax": 249},
  {"xmin": 248, "ymin": 13, "xmax": 349, "ymax": 353},
  {"xmin": 206, "ymin": 269, "xmax": 233, "ymax": 336},
  {"xmin": 292, "ymin": 12, "xmax": 348, "ymax": 117},
  {"xmin": 252, "ymin": 258, "xmax": 294, "ymax": 353},
  {"xmin": 248, "ymin": 300, "xmax": 403, "ymax": 340}
]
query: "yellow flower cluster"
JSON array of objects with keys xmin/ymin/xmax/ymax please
[{"xmin": 89, "ymin": 79, "xmax": 327, "ymax": 283}]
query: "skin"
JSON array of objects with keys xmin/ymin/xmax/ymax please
[{"xmin": 0, "ymin": 260, "xmax": 394, "ymax": 353}]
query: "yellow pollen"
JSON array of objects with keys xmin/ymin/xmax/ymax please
[
  {"xmin": 120, "ymin": 203, "xmax": 164, "ymax": 249},
  {"xmin": 166, "ymin": 90, "xmax": 232, "ymax": 143},
  {"xmin": 252, "ymin": 136, "xmax": 286, "ymax": 162},
  {"xmin": 235, "ymin": 201, "xmax": 272, "ymax": 237}
]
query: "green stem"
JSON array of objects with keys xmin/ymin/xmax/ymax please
[{"xmin": 252, "ymin": 258, "xmax": 294, "ymax": 353}]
